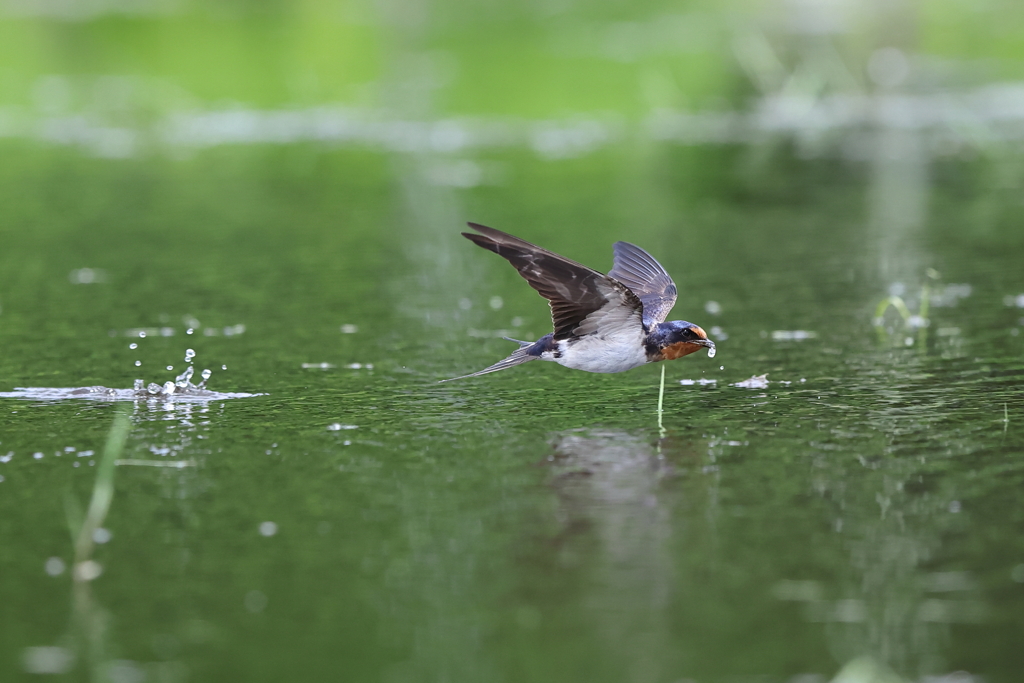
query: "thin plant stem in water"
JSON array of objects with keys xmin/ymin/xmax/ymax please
[
  {"xmin": 60, "ymin": 407, "xmax": 132, "ymax": 681},
  {"xmin": 873, "ymin": 270, "xmax": 939, "ymax": 349},
  {"xmin": 657, "ymin": 364, "xmax": 666, "ymax": 438},
  {"xmin": 74, "ymin": 409, "xmax": 130, "ymax": 565}
]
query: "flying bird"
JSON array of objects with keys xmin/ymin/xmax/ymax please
[{"xmin": 443, "ymin": 223, "xmax": 715, "ymax": 381}]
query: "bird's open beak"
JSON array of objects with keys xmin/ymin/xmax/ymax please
[{"xmin": 699, "ymin": 339, "xmax": 716, "ymax": 350}]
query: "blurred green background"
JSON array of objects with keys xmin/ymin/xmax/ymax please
[{"xmin": 1, "ymin": 0, "xmax": 1022, "ymax": 135}]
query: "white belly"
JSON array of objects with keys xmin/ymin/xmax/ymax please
[{"xmin": 542, "ymin": 331, "xmax": 649, "ymax": 374}]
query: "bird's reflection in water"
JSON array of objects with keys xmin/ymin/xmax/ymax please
[{"xmin": 542, "ymin": 428, "xmax": 707, "ymax": 683}]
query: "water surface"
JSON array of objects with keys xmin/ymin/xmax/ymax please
[{"xmin": 2, "ymin": 140, "xmax": 1023, "ymax": 683}]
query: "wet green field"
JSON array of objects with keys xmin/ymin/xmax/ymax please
[{"xmin": 3, "ymin": 2, "xmax": 1024, "ymax": 682}]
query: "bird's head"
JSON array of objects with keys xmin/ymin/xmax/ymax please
[{"xmin": 646, "ymin": 321, "xmax": 716, "ymax": 361}]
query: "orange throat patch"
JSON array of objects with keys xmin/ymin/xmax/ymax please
[{"xmin": 659, "ymin": 341, "xmax": 704, "ymax": 361}]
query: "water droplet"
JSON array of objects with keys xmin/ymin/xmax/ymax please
[
  {"xmin": 166, "ymin": 366, "xmax": 174, "ymax": 371},
  {"xmin": 135, "ymin": 360, "xmax": 142, "ymax": 367},
  {"xmin": 134, "ymin": 379, "xmax": 144, "ymax": 391},
  {"xmin": 33, "ymin": 452, "xmax": 43, "ymax": 459},
  {"xmin": 201, "ymin": 369, "xmax": 212, "ymax": 381},
  {"xmin": 221, "ymin": 365, "xmax": 227, "ymax": 370},
  {"xmin": 129, "ymin": 343, "xmax": 138, "ymax": 350},
  {"xmin": 44, "ymin": 557, "xmax": 65, "ymax": 576},
  {"xmin": 707, "ymin": 346, "xmax": 717, "ymax": 358},
  {"xmin": 147, "ymin": 383, "xmax": 161, "ymax": 395},
  {"xmin": 244, "ymin": 590, "xmax": 267, "ymax": 613},
  {"xmin": 186, "ymin": 328, "xmax": 194, "ymax": 335},
  {"xmin": 138, "ymin": 331, "xmax": 146, "ymax": 338},
  {"xmin": 163, "ymin": 381, "xmax": 176, "ymax": 395},
  {"xmin": 184, "ymin": 349, "xmax": 196, "ymax": 362},
  {"xmin": 23, "ymin": 645, "xmax": 75, "ymax": 674},
  {"xmin": 259, "ymin": 521, "xmax": 278, "ymax": 537},
  {"xmin": 74, "ymin": 560, "xmax": 103, "ymax": 581}
]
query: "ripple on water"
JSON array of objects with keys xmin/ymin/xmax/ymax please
[
  {"xmin": 770, "ymin": 330, "xmax": 818, "ymax": 341},
  {"xmin": 732, "ymin": 374, "xmax": 770, "ymax": 389},
  {"xmin": 680, "ymin": 378, "xmax": 717, "ymax": 386}
]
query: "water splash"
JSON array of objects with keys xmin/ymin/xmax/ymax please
[
  {"xmin": 0, "ymin": 348, "xmax": 261, "ymax": 402},
  {"xmin": 174, "ymin": 366, "xmax": 194, "ymax": 387}
]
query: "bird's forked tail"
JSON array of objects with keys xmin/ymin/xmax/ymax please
[{"xmin": 440, "ymin": 340, "xmax": 537, "ymax": 382}]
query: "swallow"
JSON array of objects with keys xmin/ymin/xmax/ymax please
[{"xmin": 443, "ymin": 223, "xmax": 715, "ymax": 381}]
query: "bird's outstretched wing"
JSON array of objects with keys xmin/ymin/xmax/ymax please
[
  {"xmin": 463, "ymin": 223, "xmax": 643, "ymax": 340},
  {"xmin": 608, "ymin": 241, "xmax": 677, "ymax": 326}
]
